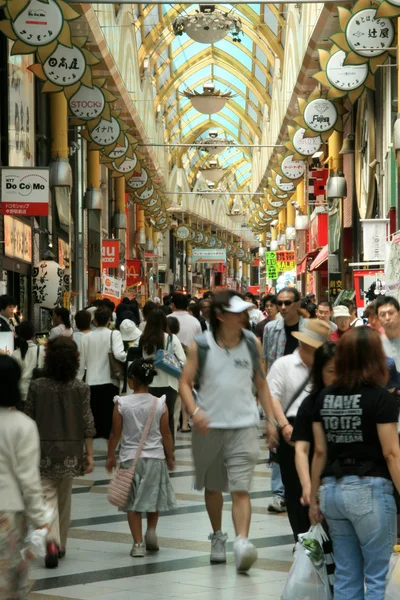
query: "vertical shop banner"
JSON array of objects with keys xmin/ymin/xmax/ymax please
[
  {"xmin": 329, "ymin": 273, "xmax": 343, "ymax": 301},
  {"xmin": 126, "ymin": 259, "xmax": 142, "ymax": 288},
  {"xmin": 101, "ymin": 275, "xmax": 122, "ymax": 300},
  {"xmin": 101, "ymin": 240, "xmax": 120, "ymax": 269},
  {"xmin": 266, "ymin": 251, "xmax": 278, "ymax": 279},
  {"xmin": 0, "ymin": 332, "xmax": 14, "ymax": 355},
  {"xmin": 1, "ymin": 168, "xmax": 49, "ymax": 216},
  {"xmin": 8, "ymin": 42, "xmax": 35, "ymax": 167}
]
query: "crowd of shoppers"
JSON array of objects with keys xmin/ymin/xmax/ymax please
[{"xmin": 2, "ymin": 286, "xmax": 400, "ymax": 596}]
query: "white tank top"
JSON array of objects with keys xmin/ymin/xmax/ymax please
[{"xmin": 197, "ymin": 331, "xmax": 260, "ymax": 429}]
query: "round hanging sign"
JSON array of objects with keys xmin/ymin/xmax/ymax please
[
  {"xmin": 135, "ymin": 185, "xmax": 154, "ymax": 201},
  {"xmin": 269, "ymin": 199, "xmax": 285, "ymax": 208},
  {"xmin": 304, "ymin": 99, "xmax": 338, "ymax": 133},
  {"xmin": 236, "ymin": 247, "xmax": 245, "ymax": 259},
  {"xmin": 326, "ymin": 49, "xmax": 369, "ymax": 90},
  {"xmin": 346, "ymin": 9, "xmax": 394, "ymax": 57},
  {"xmin": 175, "ymin": 225, "xmax": 191, "ymax": 241},
  {"xmin": 276, "ymin": 175, "xmax": 295, "ymax": 193},
  {"xmin": 89, "ymin": 117, "xmax": 120, "ymax": 146},
  {"xmin": 155, "ymin": 215, "xmax": 167, "ymax": 226},
  {"xmin": 43, "ymin": 44, "xmax": 86, "ymax": 87},
  {"xmin": 281, "ymin": 155, "xmax": 306, "ymax": 180},
  {"xmin": 142, "ymin": 196, "xmax": 159, "ymax": 208},
  {"xmin": 203, "ymin": 234, "xmax": 210, "ymax": 245},
  {"xmin": 12, "ymin": 0, "xmax": 63, "ymax": 47},
  {"xmin": 189, "ymin": 229, "xmax": 196, "ymax": 242},
  {"xmin": 292, "ymin": 128, "xmax": 322, "ymax": 156},
  {"xmin": 217, "ymin": 239, "xmax": 223, "ymax": 249},
  {"xmin": 69, "ymin": 85, "xmax": 105, "ymax": 120},
  {"xmin": 227, "ymin": 243, "xmax": 233, "ymax": 253},
  {"xmin": 209, "ymin": 235, "xmax": 216, "ymax": 247},
  {"xmin": 105, "ymin": 135, "xmax": 129, "ymax": 159},
  {"xmin": 265, "ymin": 209, "xmax": 278, "ymax": 216},
  {"xmin": 196, "ymin": 231, "xmax": 204, "ymax": 244},
  {"xmin": 127, "ymin": 167, "xmax": 148, "ymax": 189},
  {"xmin": 271, "ymin": 187, "xmax": 288, "ymax": 199},
  {"xmin": 112, "ymin": 155, "xmax": 137, "ymax": 175}
]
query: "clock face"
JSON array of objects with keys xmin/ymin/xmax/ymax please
[
  {"xmin": 276, "ymin": 175, "xmax": 295, "ymax": 192},
  {"xmin": 292, "ymin": 128, "xmax": 322, "ymax": 156},
  {"xmin": 281, "ymin": 155, "xmax": 306, "ymax": 180},
  {"xmin": 346, "ymin": 9, "xmax": 394, "ymax": 58},
  {"xmin": 326, "ymin": 50, "xmax": 369, "ymax": 91},
  {"xmin": 304, "ymin": 99, "xmax": 338, "ymax": 133}
]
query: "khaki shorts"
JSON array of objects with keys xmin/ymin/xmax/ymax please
[{"xmin": 191, "ymin": 427, "xmax": 260, "ymax": 493}]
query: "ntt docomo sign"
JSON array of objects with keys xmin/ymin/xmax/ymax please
[
  {"xmin": 102, "ymin": 239, "xmax": 120, "ymax": 269},
  {"xmin": 1, "ymin": 167, "xmax": 50, "ymax": 217}
]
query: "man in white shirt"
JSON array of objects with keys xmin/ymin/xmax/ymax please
[
  {"xmin": 267, "ymin": 319, "xmax": 330, "ymax": 540},
  {"xmin": 169, "ymin": 293, "xmax": 201, "ymax": 347},
  {"xmin": 376, "ymin": 296, "xmax": 400, "ymax": 370}
]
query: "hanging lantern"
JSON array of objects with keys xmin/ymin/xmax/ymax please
[
  {"xmin": 182, "ymin": 84, "xmax": 235, "ymax": 115},
  {"xmin": 198, "ymin": 161, "xmax": 225, "ymax": 182},
  {"xmin": 173, "ymin": 6, "xmax": 243, "ymax": 44},
  {"xmin": 195, "ymin": 134, "xmax": 235, "ymax": 155},
  {"xmin": 32, "ymin": 260, "xmax": 64, "ymax": 309}
]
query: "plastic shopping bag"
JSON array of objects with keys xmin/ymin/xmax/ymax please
[
  {"xmin": 281, "ymin": 526, "xmax": 333, "ymax": 600},
  {"xmin": 384, "ymin": 546, "xmax": 400, "ymax": 600}
]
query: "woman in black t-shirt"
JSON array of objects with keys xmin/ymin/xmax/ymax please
[
  {"xmin": 309, "ymin": 327, "xmax": 400, "ymax": 600},
  {"xmin": 292, "ymin": 342, "xmax": 337, "ymax": 507}
]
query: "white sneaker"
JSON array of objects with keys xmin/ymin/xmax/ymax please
[
  {"xmin": 130, "ymin": 542, "xmax": 145, "ymax": 558},
  {"xmin": 208, "ymin": 531, "xmax": 228, "ymax": 564},
  {"xmin": 145, "ymin": 529, "xmax": 159, "ymax": 552},
  {"xmin": 234, "ymin": 537, "xmax": 258, "ymax": 573},
  {"xmin": 267, "ymin": 496, "xmax": 286, "ymax": 513}
]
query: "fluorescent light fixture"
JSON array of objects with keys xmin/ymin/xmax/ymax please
[
  {"xmin": 312, "ymin": 151, "xmax": 324, "ymax": 159},
  {"xmin": 270, "ymin": 219, "xmax": 278, "ymax": 227}
]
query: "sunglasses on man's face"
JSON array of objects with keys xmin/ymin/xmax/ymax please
[{"xmin": 277, "ymin": 300, "xmax": 294, "ymax": 307}]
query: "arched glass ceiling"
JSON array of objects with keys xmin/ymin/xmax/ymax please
[{"xmin": 134, "ymin": 3, "xmax": 285, "ymax": 192}]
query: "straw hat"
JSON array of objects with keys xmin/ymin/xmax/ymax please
[{"xmin": 292, "ymin": 319, "xmax": 331, "ymax": 349}]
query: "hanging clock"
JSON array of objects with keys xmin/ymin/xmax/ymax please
[{"xmin": 293, "ymin": 88, "xmax": 345, "ymax": 141}]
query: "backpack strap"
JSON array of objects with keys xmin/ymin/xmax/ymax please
[{"xmin": 241, "ymin": 329, "xmax": 262, "ymax": 379}]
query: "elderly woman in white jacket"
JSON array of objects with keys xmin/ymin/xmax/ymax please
[
  {"xmin": 78, "ymin": 307, "xmax": 126, "ymax": 442},
  {"xmin": 0, "ymin": 355, "xmax": 47, "ymax": 599},
  {"xmin": 141, "ymin": 308, "xmax": 186, "ymax": 444}
]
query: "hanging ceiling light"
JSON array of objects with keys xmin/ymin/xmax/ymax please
[
  {"xmin": 195, "ymin": 132, "xmax": 235, "ymax": 155},
  {"xmin": 181, "ymin": 83, "xmax": 235, "ymax": 114},
  {"xmin": 173, "ymin": 4, "xmax": 243, "ymax": 44},
  {"xmin": 198, "ymin": 159, "xmax": 225, "ymax": 182}
]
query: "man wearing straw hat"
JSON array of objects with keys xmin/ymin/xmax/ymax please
[{"xmin": 267, "ymin": 319, "xmax": 331, "ymax": 540}]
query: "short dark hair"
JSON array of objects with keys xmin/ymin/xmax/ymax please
[
  {"xmin": 245, "ymin": 292, "xmax": 255, "ymax": 301},
  {"xmin": 0, "ymin": 355, "xmax": 21, "ymax": 407},
  {"xmin": 45, "ymin": 337, "xmax": 79, "ymax": 383},
  {"xmin": 277, "ymin": 287, "xmax": 300, "ymax": 302},
  {"xmin": 75, "ymin": 310, "xmax": 91, "ymax": 331},
  {"xmin": 167, "ymin": 315, "xmax": 180, "ymax": 335},
  {"xmin": 376, "ymin": 295, "xmax": 400, "ymax": 313},
  {"xmin": 264, "ymin": 294, "xmax": 278, "ymax": 305},
  {"xmin": 310, "ymin": 342, "xmax": 337, "ymax": 394},
  {"xmin": 54, "ymin": 307, "xmax": 71, "ymax": 329},
  {"xmin": 203, "ymin": 291, "xmax": 214, "ymax": 300},
  {"xmin": 142, "ymin": 301, "xmax": 157, "ymax": 320},
  {"xmin": 172, "ymin": 293, "xmax": 189, "ymax": 311},
  {"xmin": 335, "ymin": 327, "xmax": 388, "ymax": 389},
  {"xmin": 318, "ymin": 301, "xmax": 332, "ymax": 310},
  {"xmin": 95, "ymin": 307, "xmax": 112, "ymax": 327},
  {"xmin": 128, "ymin": 358, "xmax": 157, "ymax": 386},
  {"xmin": 363, "ymin": 302, "xmax": 377, "ymax": 319},
  {"xmin": 0, "ymin": 294, "xmax": 16, "ymax": 311},
  {"xmin": 103, "ymin": 298, "xmax": 115, "ymax": 313}
]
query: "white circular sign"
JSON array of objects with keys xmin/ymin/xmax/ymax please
[
  {"xmin": 43, "ymin": 44, "xmax": 86, "ymax": 86},
  {"xmin": 209, "ymin": 236, "xmax": 216, "ymax": 247},
  {"xmin": 326, "ymin": 50, "xmax": 369, "ymax": 91},
  {"xmin": 143, "ymin": 196, "xmax": 158, "ymax": 208},
  {"xmin": 176, "ymin": 225, "xmax": 191, "ymax": 240},
  {"xmin": 281, "ymin": 155, "xmax": 306, "ymax": 180},
  {"xmin": 276, "ymin": 175, "xmax": 295, "ymax": 193},
  {"xmin": 265, "ymin": 209, "xmax": 278, "ymax": 216},
  {"xmin": 236, "ymin": 248, "xmax": 245, "ymax": 259},
  {"xmin": 271, "ymin": 187, "xmax": 288, "ymax": 199},
  {"xmin": 217, "ymin": 239, "xmax": 223, "ymax": 249},
  {"xmin": 304, "ymin": 98, "xmax": 338, "ymax": 133},
  {"xmin": 112, "ymin": 155, "xmax": 137, "ymax": 175},
  {"xmin": 196, "ymin": 231, "xmax": 204, "ymax": 244},
  {"xmin": 105, "ymin": 135, "xmax": 129, "ymax": 159},
  {"xmin": 69, "ymin": 85, "xmax": 105, "ymax": 120},
  {"xmin": 269, "ymin": 199, "xmax": 285, "ymax": 208},
  {"xmin": 135, "ymin": 185, "xmax": 154, "ymax": 201},
  {"xmin": 346, "ymin": 9, "xmax": 394, "ymax": 57},
  {"xmin": 89, "ymin": 117, "xmax": 120, "ymax": 146},
  {"xmin": 127, "ymin": 167, "xmax": 148, "ymax": 189},
  {"xmin": 293, "ymin": 128, "xmax": 322, "ymax": 156},
  {"xmin": 12, "ymin": 0, "xmax": 63, "ymax": 47}
]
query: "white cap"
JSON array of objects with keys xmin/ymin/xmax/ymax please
[
  {"xmin": 222, "ymin": 295, "xmax": 255, "ymax": 314},
  {"xmin": 333, "ymin": 305, "xmax": 351, "ymax": 319},
  {"xmin": 120, "ymin": 319, "xmax": 141, "ymax": 342}
]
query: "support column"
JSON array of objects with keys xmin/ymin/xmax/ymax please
[
  {"xmin": 328, "ymin": 131, "xmax": 344, "ymax": 301},
  {"xmin": 113, "ymin": 176, "xmax": 127, "ymax": 273},
  {"xmin": 278, "ymin": 208, "xmax": 286, "ymax": 248},
  {"xmin": 50, "ymin": 93, "xmax": 69, "ymax": 159}
]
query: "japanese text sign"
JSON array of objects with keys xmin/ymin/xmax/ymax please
[{"xmin": 1, "ymin": 167, "xmax": 49, "ymax": 216}]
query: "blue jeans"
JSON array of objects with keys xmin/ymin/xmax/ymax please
[
  {"xmin": 320, "ymin": 476, "xmax": 396, "ymax": 600},
  {"xmin": 271, "ymin": 461, "xmax": 285, "ymax": 498}
]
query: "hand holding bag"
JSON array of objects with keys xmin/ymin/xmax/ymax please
[
  {"xmin": 154, "ymin": 335, "xmax": 182, "ymax": 379},
  {"xmin": 108, "ymin": 330, "xmax": 125, "ymax": 381},
  {"xmin": 107, "ymin": 397, "xmax": 158, "ymax": 507}
]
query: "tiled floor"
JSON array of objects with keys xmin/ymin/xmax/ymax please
[{"xmin": 28, "ymin": 430, "xmax": 294, "ymax": 600}]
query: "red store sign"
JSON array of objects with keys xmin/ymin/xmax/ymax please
[{"xmin": 102, "ymin": 239, "xmax": 120, "ymax": 269}]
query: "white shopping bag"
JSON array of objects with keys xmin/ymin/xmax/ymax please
[
  {"xmin": 384, "ymin": 547, "xmax": 400, "ymax": 600},
  {"xmin": 281, "ymin": 525, "xmax": 333, "ymax": 600}
]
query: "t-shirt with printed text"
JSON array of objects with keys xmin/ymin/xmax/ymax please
[{"xmin": 313, "ymin": 385, "xmax": 399, "ymax": 479}]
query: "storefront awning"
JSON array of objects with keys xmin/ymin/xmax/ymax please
[
  {"xmin": 309, "ymin": 245, "xmax": 328, "ymax": 272},
  {"xmin": 297, "ymin": 249, "xmax": 319, "ymax": 275}
]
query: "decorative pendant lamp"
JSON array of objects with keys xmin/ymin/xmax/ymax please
[
  {"xmin": 198, "ymin": 160, "xmax": 225, "ymax": 182},
  {"xmin": 173, "ymin": 4, "xmax": 243, "ymax": 44},
  {"xmin": 182, "ymin": 83, "xmax": 235, "ymax": 115},
  {"xmin": 195, "ymin": 131, "xmax": 235, "ymax": 154}
]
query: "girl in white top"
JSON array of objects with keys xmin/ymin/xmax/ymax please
[
  {"xmin": 12, "ymin": 321, "xmax": 45, "ymax": 402},
  {"xmin": 106, "ymin": 359, "xmax": 176, "ymax": 558},
  {"xmin": 48, "ymin": 308, "xmax": 73, "ymax": 340}
]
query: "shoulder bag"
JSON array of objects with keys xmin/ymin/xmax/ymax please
[
  {"xmin": 154, "ymin": 335, "xmax": 182, "ymax": 379},
  {"xmin": 108, "ymin": 330, "xmax": 125, "ymax": 381},
  {"xmin": 107, "ymin": 396, "xmax": 158, "ymax": 507},
  {"xmin": 31, "ymin": 345, "xmax": 44, "ymax": 380}
]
